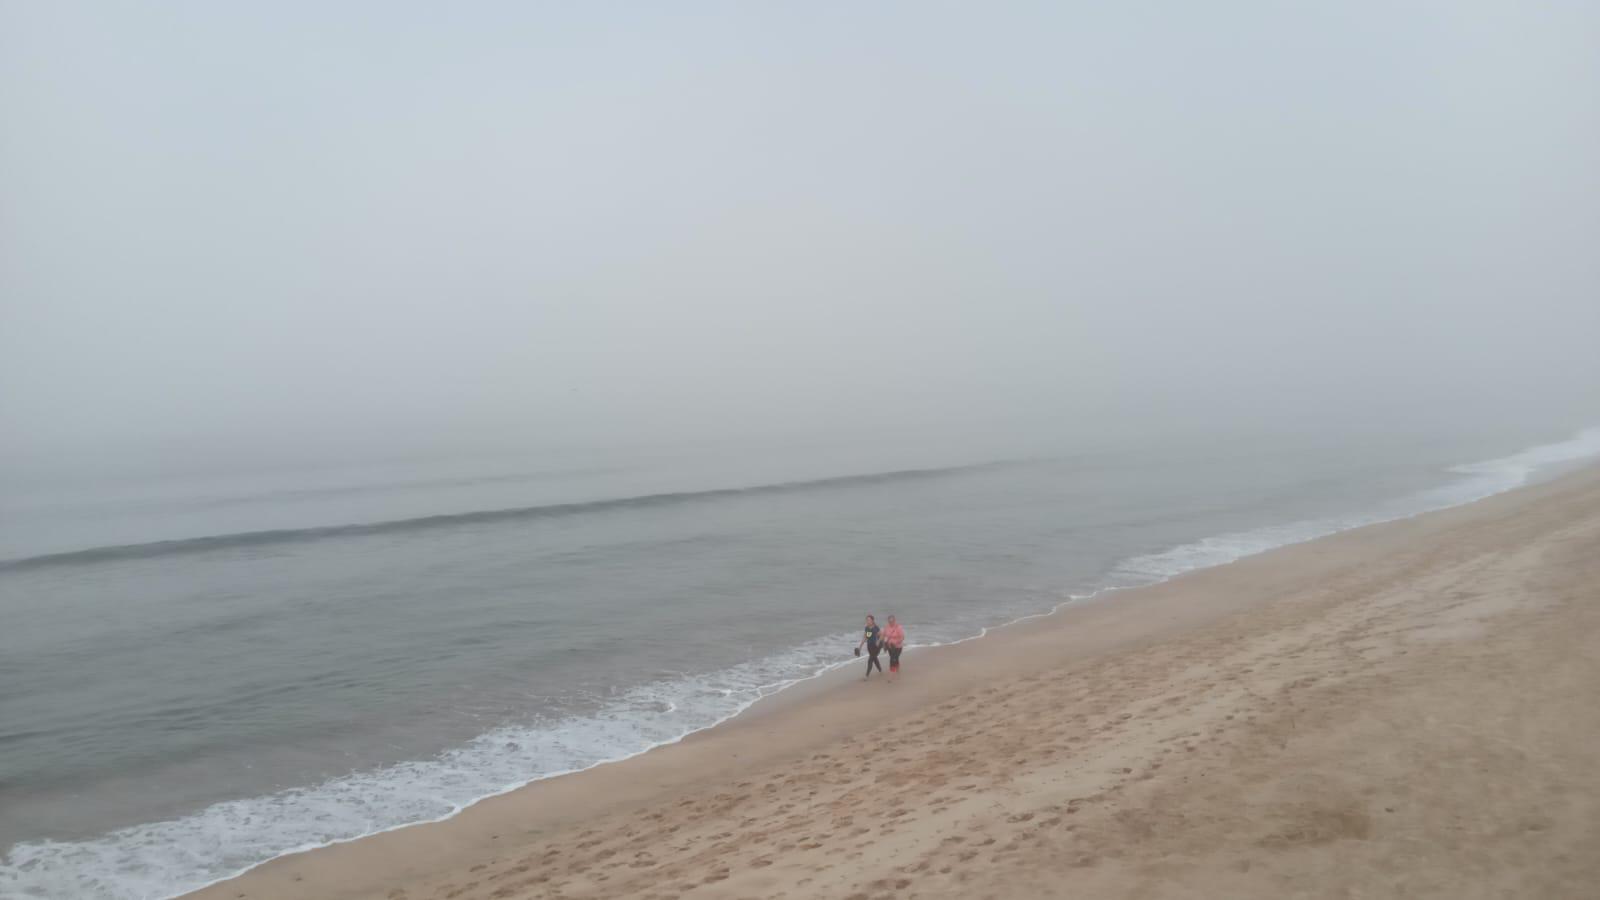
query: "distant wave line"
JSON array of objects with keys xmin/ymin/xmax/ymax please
[{"xmin": 0, "ymin": 460, "xmax": 1018, "ymax": 572}]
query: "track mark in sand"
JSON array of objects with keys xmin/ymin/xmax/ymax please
[{"xmin": 1256, "ymin": 806, "xmax": 1372, "ymax": 848}]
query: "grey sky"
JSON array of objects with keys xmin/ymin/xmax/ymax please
[{"xmin": 3, "ymin": 2, "xmax": 1597, "ymax": 468}]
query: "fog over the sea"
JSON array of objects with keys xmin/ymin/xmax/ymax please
[{"xmin": 3, "ymin": 2, "xmax": 1597, "ymax": 478}]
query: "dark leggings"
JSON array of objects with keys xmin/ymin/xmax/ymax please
[
  {"xmin": 865, "ymin": 646, "xmax": 883, "ymax": 675},
  {"xmin": 887, "ymin": 645, "xmax": 902, "ymax": 671}
]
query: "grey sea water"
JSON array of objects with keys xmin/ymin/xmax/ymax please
[{"xmin": 2, "ymin": 424, "xmax": 1598, "ymax": 899}]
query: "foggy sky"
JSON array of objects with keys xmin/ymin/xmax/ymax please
[{"xmin": 3, "ymin": 2, "xmax": 1597, "ymax": 471}]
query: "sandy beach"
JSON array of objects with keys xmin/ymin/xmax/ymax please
[{"xmin": 190, "ymin": 463, "xmax": 1600, "ymax": 900}]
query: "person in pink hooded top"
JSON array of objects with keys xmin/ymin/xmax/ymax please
[{"xmin": 881, "ymin": 615, "xmax": 907, "ymax": 681}]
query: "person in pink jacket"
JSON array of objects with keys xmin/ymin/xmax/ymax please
[{"xmin": 882, "ymin": 615, "xmax": 907, "ymax": 681}]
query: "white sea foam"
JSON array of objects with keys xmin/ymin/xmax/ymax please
[
  {"xmin": 4, "ymin": 428, "xmax": 1597, "ymax": 900},
  {"xmin": 0, "ymin": 634, "xmax": 865, "ymax": 900},
  {"xmin": 1107, "ymin": 427, "xmax": 1600, "ymax": 586}
]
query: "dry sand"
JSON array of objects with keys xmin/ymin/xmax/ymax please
[{"xmin": 192, "ymin": 464, "xmax": 1600, "ymax": 900}]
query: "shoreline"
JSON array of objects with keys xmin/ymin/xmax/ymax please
[
  {"xmin": 8, "ymin": 432, "xmax": 1597, "ymax": 899},
  {"xmin": 183, "ymin": 461, "xmax": 1600, "ymax": 900}
]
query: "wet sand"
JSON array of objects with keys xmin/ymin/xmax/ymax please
[{"xmin": 191, "ymin": 464, "xmax": 1600, "ymax": 900}]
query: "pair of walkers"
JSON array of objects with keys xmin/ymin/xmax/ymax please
[{"xmin": 855, "ymin": 614, "xmax": 906, "ymax": 680}]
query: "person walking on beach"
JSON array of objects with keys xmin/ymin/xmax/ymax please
[
  {"xmin": 882, "ymin": 615, "xmax": 906, "ymax": 682},
  {"xmin": 856, "ymin": 614, "xmax": 884, "ymax": 678}
]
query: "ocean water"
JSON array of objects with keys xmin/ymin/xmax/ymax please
[{"xmin": 2, "ymin": 425, "xmax": 1598, "ymax": 899}]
